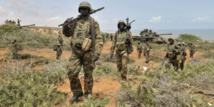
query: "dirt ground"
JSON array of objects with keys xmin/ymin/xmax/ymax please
[{"xmin": 0, "ymin": 41, "xmax": 205, "ymax": 107}]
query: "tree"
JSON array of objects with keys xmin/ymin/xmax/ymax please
[{"xmin": 177, "ymin": 34, "xmax": 201, "ymax": 42}]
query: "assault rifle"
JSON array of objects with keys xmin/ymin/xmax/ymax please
[{"xmin": 58, "ymin": 7, "xmax": 104, "ymax": 27}]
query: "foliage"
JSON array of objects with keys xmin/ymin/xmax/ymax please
[
  {"xmin": 177, "ymin": 34, "xmax": 202, "ymax": 42},
  {"xmin": 0, "ymin": 26, "xmax": 70, "ymax": 50},
  {"xmin": 0, "ymin": 61, "xmax": 68, "ymax": 107},
  {"xmin": 197, "ymin": 41, "xmax": 214, "ymax": 51},
  {"xmin": 202, "ymin": 51, "xmax": 214, "ymax": 59},
  {"xmin": 94, "ymin": 63, "xmax": 117, "ymax": 76},
  {"xmin": 116, "ymin": 60, "xmax": 214, "ymax": 107},
  {"xmin": 0, "ymin": 24, "xmax": 20, "ymax": 35}
]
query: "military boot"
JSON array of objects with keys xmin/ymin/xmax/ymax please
[{"xmin": 69, "ymin": 93, "xmax": 83, "ymax": 103}]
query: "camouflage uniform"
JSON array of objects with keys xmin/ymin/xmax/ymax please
[
  {"xmin": 137, "ymin": 42, "xmax": 143, "ymax": 59},
  {"xmin": 188, "ymin": 43, "xmax": 195, "ymax": 58},
  {"xmin": 144, "ymin": 43, "xmax": 152, "ymax": 63},
  {"xmin": 54, "ymin": 44, "xmax": 63, "ymax": 60},
  {"xmin": 64, "ymin": 2, "xmax": 102, "ymax": 99},
  {"xmin": 10, "ymin": 40, "xmax": 18, "ymax": 59},
  {"xmin": 178, "ymin": 42, "xmax": 187, "ymax": 70},
  {"xmin": 58, "ymin": 35, "xmax": 64, "ymax": 47},
  {"xmin": 165, "ymin": 38, "xmax": 180, "ymax": 71},
  {"xmin": 111, "ymin": 20, "xmax": 132, "ymax": 80}
]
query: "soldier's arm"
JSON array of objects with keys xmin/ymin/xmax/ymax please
[
  {"xmin": 111, "ymin": 32, "xmax": 117, "ymax": 54},
  {"xmin": 129, "ymin": 31, "xmax": 133, "ymax": 44},
  {"xmin": 94, "ymin": 20, "xmax": 103, "ymax": 55}
]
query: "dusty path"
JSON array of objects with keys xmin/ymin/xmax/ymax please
[{"xmin": 57, "ymin": 77, "xmax": 121, "ymax": 107}]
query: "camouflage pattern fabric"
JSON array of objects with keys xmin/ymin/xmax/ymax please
[
  {"xmin": 178, "ymin": 45, "xmax": 187, "ymax": 70},
  {"xmin": 189, "ymin": 44, "xmax": 195, "ymax": 58},
  {"xmin": 54, "ymin": 45, "xmax": 63, "ymax": 60},
  {"xmin": 111, "ymin": 30, "xmax": 132, "ymax": 80},
  {"xmin": 137, "ymin": 43, "xmax": 143, "ymax": 59},
  {"xmin": 58, "ymin": 35, "xmax": 64, "ymax": 47},
  {"xmin": 10, "ymin": 42, "xmax": 22, "ymax": 59},
  {"xmin": 165, "ymin": 43, "xmax": 180, "ymax": 71},
  {"xmin": 66, "ymin": 16, "xmax": 101, "ymax": 96},
  {"xmin": 144, "ymin": 44, "xmax": 152, "ymax": 63}
]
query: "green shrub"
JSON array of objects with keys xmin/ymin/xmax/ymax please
[
  {"xmin": 116, "ymin": 60, "xmax": 214, "ymax": 107},
  {"xmin": 177, "ymin": 34, "xmax": 202, "ymax": 42},
  {"xmin": 0, "ymin": 61, "xmax": 68, "ymax": 106},
  {"xmin": 0, "ymin": 24, "xmax": 20, "ymax": 35}
]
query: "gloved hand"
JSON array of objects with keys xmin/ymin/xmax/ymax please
[
  {"xmin": 126, "ymin": 25, "xmax": 131, "ymax": 30},
  {"xmin": 94, "ymin": 53, "xmax": 100, "ymax": 61}
]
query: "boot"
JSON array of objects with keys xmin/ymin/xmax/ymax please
[{"xmin": 69, "ymin": 93, "xmax": 83, "ymax": 103}]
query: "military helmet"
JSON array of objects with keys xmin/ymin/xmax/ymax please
[
  {"xmin": 78, "ymin": 1, "xmax": 92, "ymax": 12},
  {"xmin": 57, "ymin": 44, "xmax": 60, "ymax": 46},
  {"xmin": 117, "ymin": 20, "xmax": 126, "ymax": 28}
]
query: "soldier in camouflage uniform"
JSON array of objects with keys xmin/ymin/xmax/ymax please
[
  {"xmin": 137, "ymin": 41, "xmax": 143, "ymax": 59},
  {"xmin": 110, "ymin": 20, "xmax": 132, "ymax": 80},
  {"xmin": 144, "ymin": 42, "xmax": 152, "ymax": 63},
  {"xmin": 188, "ymin": 42, "xmax": 195, "ymax": 58},
  {"xmin": 10, "ymin": 40, "xmax": 18, "ymax": 59},
  {"xmin": 62, "ymin": 1, "xmax": 102, "ymax": 102},
  {"xmin": 177, "ymin": 42, "xmax": 187, "ymax": 70},
  {"xmin": 165, "ymin": 38, "xmax": 180, "ymax": 71},
  {"xmin": 58, "ymin": 35, "xmax": 64, "ymax": 47},
  {"xmin": 53, "ymin": 44, "xmax": 63, "ymax": 60}
]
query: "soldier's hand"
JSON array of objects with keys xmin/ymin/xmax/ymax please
[{"xmin": 94, "ymin": 53, "xmax": 100, "ymax": 62}]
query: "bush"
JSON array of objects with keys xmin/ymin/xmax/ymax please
[
  {"xmin": 0, "ymin": 24, "xmax": 20, "ymax": 35},
  {"xmin": 0, "ymin": 61, "xmax": 68, "ymax": 106},
  {"xmin": 116, "ymin": 60, "xmax": 214, "ymax": 107},
  {"xmin": 177, "ymin": 34, "xmax": 202, "ymax": 42}
]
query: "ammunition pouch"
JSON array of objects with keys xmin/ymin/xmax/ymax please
[
  {"xmin": 81, "ymin": 38, "xmax": 92, "ymax": 51},
  {"xmin": 116, "ymin": 42, "xmax": 126, "ymax": 51},
  {"xmin": 176, "ymin": 55, "xmax": 181, "ymax": 61}
]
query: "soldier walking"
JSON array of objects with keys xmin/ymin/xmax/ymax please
[
  {"xmin": 137, "ymin": 41, "xmax": 143, "ymax": 59},
  {"xmin": 53, "ymin": 44, "xmax": 63, "ymax": 60},
  {"xmin": 144, "ymin": 42, "xmax": 152, "ymax": 63},
  {"xmin": 188, "ymin": 42, "xmax": 195, "ymax": 58},
  {"xmin": 178, "ymin": 42, "xmax": 187, "ymax": 70},
  {"xmin": 10, "ymin": 40, "xmax": 18, "ymax": 59},
  {"xmin": 110, "ymin": 20, "xmax": 133, "ymax": 80},
  {"xmin": 62, "ymin": 1, "xmax": 103, "ymax": 102},
  {"xmin": 165, "ymin": 38, "xmax": 180, "ymax": 71},
  {"xmin": 58, "ymin": 32, "xmax": 64, "ymax": 47}
]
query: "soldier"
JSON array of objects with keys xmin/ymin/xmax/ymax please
[
  {"xmin": 177, "ymin": 42, "xmax": 187, "ymax": 70},
  {"xmin": 62, "ymin": 1, "xmax": 102, "ymax": 102},
  {"xmin": 188, "ymin": 42, "xmax": 195, "ymax": 58},
  {"xmin": 137, "ymin": 41, "xmax": 143, "ymax": 59},
  {"xmin": 10, "ymin": 40, "xmax": 18, "ymax": 59},
  {"xmin": 144, "ymin": 42, "xmax": 152, "ymax": 63},
  {"xmin": 110, "ymin": 34, "xmax": 113, "ymax": 41},
  {"xmin": 17, "ymin": 19, "xmax": 21, "ymax": 27},
  {"xmin": 110, "ymin": 20, "xmax": 133, "ymax": 80},
  {"xmin": 58, "ymin": 34, "xmax": 64, "ymax": 47},
  {"xmin": 165, "ymin": 38, "xmax": 180, "ymax": 71},
  {"xmin": 53, "ymin": 44, "xmax": 63, "ymax": 60}
]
